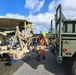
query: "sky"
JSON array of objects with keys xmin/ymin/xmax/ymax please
[{"xmin": 0, "ymin": 0, "xmax": 76, "ymax": 34}]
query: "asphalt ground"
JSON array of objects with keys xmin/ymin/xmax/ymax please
[{"xmin": 0, "ymin": 50, "xmax": 71, "ymax": 75}]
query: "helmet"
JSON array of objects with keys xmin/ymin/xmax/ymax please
[{"xmin": 41, "ymin": 32, "xmax": 46, "ymax": 37}]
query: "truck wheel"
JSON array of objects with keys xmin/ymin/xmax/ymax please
[{"xmin": 72, "ymin": 61, "xmax": 76, "ymax": 75}]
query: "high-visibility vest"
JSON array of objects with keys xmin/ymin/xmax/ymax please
[{"xmin": 37, "ymin": 36, "xmax": 48, "ymax": 46}]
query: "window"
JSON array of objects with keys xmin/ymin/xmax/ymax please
[{"xmin": 67, "ymin": 23, "xmax": 72, "ymax": 33}]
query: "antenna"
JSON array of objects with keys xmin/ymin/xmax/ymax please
[{"xmin": 53, "ymin": 0, "xmax": 56, "ymax": 14}]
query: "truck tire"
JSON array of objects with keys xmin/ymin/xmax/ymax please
[{"xmin": 72, "ymin": 61, "xmax": 76, "ymax": 75}]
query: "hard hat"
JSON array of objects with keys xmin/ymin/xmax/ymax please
[{"xmin": 41, "ymin": 32, "xmax": 46, "ymax": 37}]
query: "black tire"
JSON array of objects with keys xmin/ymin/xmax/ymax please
[{"xmin": 72, "ymin": 61, "xmax": 76, "ymax": 75}]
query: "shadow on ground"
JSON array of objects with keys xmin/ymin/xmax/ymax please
[
  {"xmin": 0, "ymin": 50, "xmax": 71, "ymax": 75},
  {"xmin": 21, "ymin": 51, "xmax": 71, "ymax": 75},
  {"xmin": 0, "ymin": 58, "xmax": 24, "ymax": 75}
]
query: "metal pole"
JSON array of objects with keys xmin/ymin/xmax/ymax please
[
  {"xmin": 16, "ymin": 26, "xmax": 23, "ymax": 50},
  {"xmin": 54, "ymin": 0, "xmax": 56, "ymax": 14},
  {"xmin": 57, "ymin": 5, "xmax": 62, "ymax": 63},
  {"xmin": 51, "ymin": 20, "xmax": 53, "ymax": 43},
  {"xmin": 24, "ymin": 22, "xmax": 26, "ymax": 34}
]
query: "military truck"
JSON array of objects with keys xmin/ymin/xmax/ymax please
[
  {"xmin": 50, "ymin": 4, "xmax": 76, "ymax": 75},
  {"xmin": 0, "ymin": 18, "xmax": 33, "ymax": 63}
]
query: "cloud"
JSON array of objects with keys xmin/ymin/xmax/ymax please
[
  {"xmin": 48, "ymin": 1, "xmax": 55, "ymax": 13},
  {"xmin": 56, "ymin": 0, "xmax": 76, "ymax": 19},
  {"xmin": 25, "ymin": 0, "xmax": 45, "ymax": 12},
  {"xmin": 0, "ymin": 0, "xmax": 76, "ymax": 34},
  {"xmin": 58, "ymin": 0, "xmax": 76, "ymax": 10},
  {"xmin": 27, "ymin": 13, "xmax": 54, "ymax": 33},
  {"xmin": 49, "ymin": 0, "xmax": 76, "ymax": 19},
  {"xmin": 48, "ymin": 0, "xmax": 76, "ymax": 29},
  {"xmin": 0, "ymin": 13, "xmax": 26, "ymax": 19},
  {"xmin": 2, "ymin": 0, "xmax": 76, "ymax": 34}
]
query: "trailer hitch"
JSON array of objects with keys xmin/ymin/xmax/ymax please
[{"xmin": 57, "ymin": 56, "xmax": 62, "ymax": 63}]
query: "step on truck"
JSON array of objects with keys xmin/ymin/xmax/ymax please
[{"xmin": 50, "ymin": 4, "xmax": 76, "ymax": 75}]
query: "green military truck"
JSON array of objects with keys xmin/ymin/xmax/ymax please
[{"xmin": 50, "ymin": 4, "xmax": 76, "ymax": 75}]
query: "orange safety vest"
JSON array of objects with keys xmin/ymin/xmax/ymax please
[
  {"xmin": 37, "ymin": 36, "xmax": 48, "ymax": 46},
  {"xmin": 37, "ymin": 36, "xmax": 48, "ymax": 54}
]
